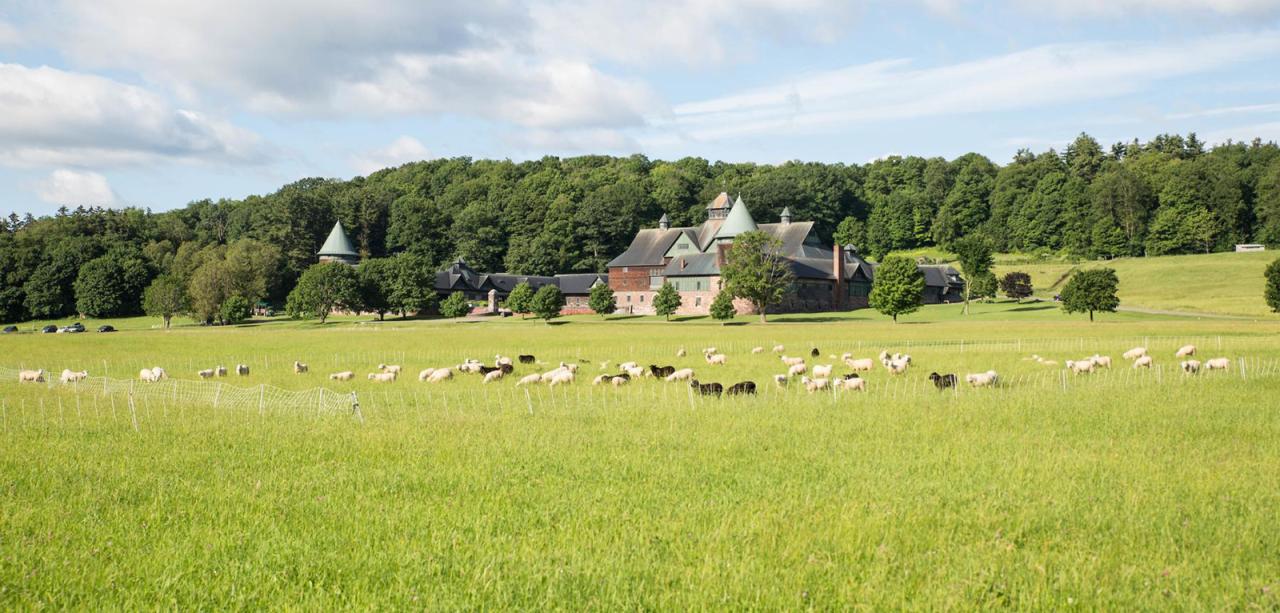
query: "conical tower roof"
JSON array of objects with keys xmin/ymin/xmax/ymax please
[
  {"xmin": 714, "ymin": 196, "xmax": 758, "ymax": 239},
  {"xmin": 318, "ymin": 221, "xmax": 358, "ymax": 257}
]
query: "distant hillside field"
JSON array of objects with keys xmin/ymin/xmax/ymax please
[{"xmin": 992, "ymin": 251, "xmax": 1277, "ymax": 318}]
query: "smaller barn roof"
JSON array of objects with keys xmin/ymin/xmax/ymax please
[
  {"xmin": 555, "ymin": 273, "xmax": 608, "ymax": 295},
  {"xmin": 318, "ymin": 221, "xmax": 358, "ymax": 257}
]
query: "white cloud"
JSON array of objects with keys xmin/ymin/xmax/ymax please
[
  {"xmin": 0, "ymin": 63, "xmax": 266, "ymax": 168},
  {"xmin": 35, "ymin": 169, "xmax": 117, "ymax": 205},
  {"xmin": 657, "ymin": 30, "xmax": 1280, "ymax": 143},
  {"xmin": 1020, "ymin": 0, "xmax": 1280, "ymax": 17},
  {"xmin": 1165, "ymin": 102, "xmax": 1280, "ymax": 120},
  {"xmin": 350, "ymin": 136, "xmax": 430, "ymax": 175}
]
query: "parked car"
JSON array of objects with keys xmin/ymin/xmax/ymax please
[
  {"xmin": 97, "ymin": 325, "xmax": 116, "ymax": 333},
  {"xmin": 59, "ymin": 322, "xmax": 86, "ymax": 333},
  {"xmin": 2, "ymin": 325, "xmax": 16, "ymax": 334},
  {"xmin": 41, "ymin": 324, "xmax": 58, "ymax": 333}
]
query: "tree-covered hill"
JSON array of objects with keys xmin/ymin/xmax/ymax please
[{"xmin": 2, "ymin": 132, "xmax": 1279, "ymax": 324}]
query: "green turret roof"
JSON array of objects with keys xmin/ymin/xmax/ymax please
[
  {"xmin": 318, "ymin": 221, "xmax": 358, "ymax": 257},
  {"xmin": 714, "ymin": 196, "xmax": 758, "ymax": 239}
]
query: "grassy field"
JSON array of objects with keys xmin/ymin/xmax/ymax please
[{"xmin": 3, "ymin": 306, "xmax": 1280, "ymax": 608}]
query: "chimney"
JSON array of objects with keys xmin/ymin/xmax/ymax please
[
  {"xmin": 658, "ymin": 213, "xmax": 670, "ymax": 230},
  {"xmin": 780, "ymin": 207, "xmax": 792, "ymax": 225},
  {"xmin": 832, "ymin": 243, "xmax": 845, "ymax": 310}
]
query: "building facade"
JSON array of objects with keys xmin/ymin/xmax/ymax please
[
  {"xmin": 606, "ymin": 192, "xmax": 963, "ymax": 315},
  {"xmin": 434, "ymin": 260, "xmax": 607, "ymax": 312}
]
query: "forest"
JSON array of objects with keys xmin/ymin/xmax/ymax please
[{"xmin": 2, "ymin": 132, "xmax": 1280, "ymax": 324}]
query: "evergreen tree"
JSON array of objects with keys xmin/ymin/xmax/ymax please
[
  {"xmin": 869, "ymin": 256, "xmax": 924, "ymax": 322},
  {"xmin": 709, "ymin": 290, "xmax": 737, "ymax": 322},
  {"xmin": 720, "ymin": 231, "xmax": 795, "ymax": 323},
  {"xmin": 653, "ymin": 282, "xmax": 682, "ymax": 321},
  {"xmin": 1266, "ymin": 258, "xmax": 1280, "ymax": 313},
  {"xmin": 999, "ymin": 271, "xmax": 1034, "ymax": 302},
  {"xmin": 438, "ymin": 291, "xmax": 471, "ymax": 319},
  {"xmin": 530, "ymin": 284, "xmax": 565, "ymax": 323},
  {"xmin": 1060, "ymin": 268, "xmax": 1120, "ymax": 321},
  {"xmin": 143, "ymin": 274, "xmax": 188, "ymax": 329},
  {"xmin": 587, "ymin": 283, "xmax": 616, "ymax": 318},
  {"xmin": 285, "ymin": 262, "xmax": 360, "ymax": 324},
  {"xmin": 506, "ymin": 282, "xmax": 534, "ymax": 319}
]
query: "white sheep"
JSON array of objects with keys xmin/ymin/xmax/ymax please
[
  {"xmin": 1133, "ymin": 356, "xmax": 1153, "ymax": 369},
  {"xmin": 965, "ymin": 370, "xmax": 999, "ymax": 387},
  {"xmin": 457, "ymin": 362, "xmax": 483, "ymax": 374},
  {"xmin": 18, "ymin": 369, "xmax": 45, "ymax": 383},
  {"xmin": 812, "ymin": 364, "xmax": 833, "ymax": 378},
  {"xmin": 1065, "ymin": 360, "xmax": 1095, "ymax": 375},
  {"xmin": 665, "ymin": 368, "xmax": 694, "ymax": 382},
  {"xmin": 1180, "ymin": 360, "xmax": 1201, "ymax": 374},
  {"xmin": 1123, "ymin": 347, "xmax": 1147, "ymax": 360},
  {"xmin": 705, "ymin": 353, "xmax": 727, "ymax": 366},
  {"xmin": 772, "ymin": 374, "xmax": 788, "ymax": 388},
  {"xmin": 418, "ymin": 368, "xmax": 436, "ymax": 381},
  {"xmin": 60, "ymin": 369, "xmax": 88, "ymax": 383},
  {"xmin": 592, "ymin": 374, "xmax": 611, "ymax": 385},
  {"xmin": 787, "ymin": 363, "xmax": 807, "ymax": 378},
  {"xmin": 844, "ymin": 358, "xmax": 875, "ymax": 371},
  {"xmin": 772, "ymin": 344, "xmax": 785, "ymax": 353},
  {"xmin": 619, "ymin": 361, "xmax": 639, "ymax": 373},
  {"xmin": 548, "ymin": 370, "xmax": 575, "ymax": 387},
  {"xmin": 781, "ymin": 356, "xmax": 805, "ymax": 367},
  {"xmin": 368, "ymin": 372, "xmax": 397, "ymax": 383},
  {"xmin": 801, "ymin": 376, "xmax": 830, "ymax": 393},
  {"xmin": 623, "ymin": 365, "xmax": 645, "ymax": 378},
  {"xmin": 610, "ymin": 376, "xmax": 629, "ymax": 387},
  {"xmin": 1204, "ymin": 357, "xmax": 1230, "ymax": 371},
  {"xmin": 1175, "ymin": 344, "xmax": 1196, "ymax": 358},
  {"xmin": 883, "ymin": 359, "xmax": 909, "ymax": 375},
  {"xmin": 215, "ymin": 365, "xmax": 228, "ymax": 377},
  {"xmin": 482, "ymin": 369, "xmax": 505, "ymax": 384},
  {"xmin": 676, "ymin": 347, "xmax": 687, "ymax": 357},
  {"xmin": 330, "ymin": 371, "xmax": 355, "ymax": 381},
  {"xmin": 1090, "ymin": 355, "xmax": 1112, "ymax": 368},
  {"xmin": 379, "ymin": 364, "xmax": 402, "ymax": 374},
  {"xmin": 559, "ymin": 362, "xmax": 579, "ymax": 373},
  {"xmin": 835, "ymin": 377, "xmax": 866, "ymax": 392},
  {"xmin": 293, "ymin": 361, "xmax": 308, "ymax": 374},
  {"xmin": 236, "ymin": 364, "xmax": 250, "ymax": 376},
  {"xmin": 198, "ymin": 369, "xmax": 214, "ymax": 379},
  {"xmin": 495, "ymin": 355, "xmax": 513, "ymax": 367},
  {"xmin": 426, "ymin": 368, "xmax": 454, "ymax": 383},
  {"xmin": 751, "ymin": 346, "xmax": 764, "ymax": 354},
  {"xmin": 515, "ymin": 373, "xmax": 542, "ymax": 386},
  {"xmin": 152, "ymin": 367, "xmax": 167, "ymax": 380}
]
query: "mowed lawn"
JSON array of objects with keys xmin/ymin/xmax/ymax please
[{"xmin": 3, "ymin": 309, "xmax": 1280, "ymax": 608}]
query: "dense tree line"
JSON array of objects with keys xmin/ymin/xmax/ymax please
[{"xmin": 2, "ymin": 133, "xmax": 1278, "ymax": 324}]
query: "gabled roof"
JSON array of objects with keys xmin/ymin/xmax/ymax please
[
  {"xmin": 714, "ymin": 196, "xmax": 758, "ymax": 239},
  {"xmin": 318, "ymin": 221, "xmax": 358, "ymax": 257},
  {"xmin": 607, "ymin": 228, "xmax": 684, "ymax": 267},
  {"xmin": 757, "ymin": 221, "xmax": 816, "ymax": 257},
  {"xmin": 706, "ymin": 192, "xmax": 732, "ymax": 210},
  {"xmin": 662, "ymin": 253, "xmax": 720, "ymax": 277},
  {"xmin": 554, "ymin": 273, "xmax": 608, "ymax": 294}
]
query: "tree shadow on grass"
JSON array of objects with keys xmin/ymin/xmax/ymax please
[
  {"xmin": 1006, "ymin": 305, "xmax": 1055, "ymax": 312},
  {"xmin": 774, "ymin": 315, "xmax": 874, "ymax": 323},
  {"xmin": 605, "ymin": 315, "xmax": 645, "ymax": 321}
]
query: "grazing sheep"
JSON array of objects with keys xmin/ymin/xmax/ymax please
[
  {"xmin": 835, "ymin": 377, "xmax": 867, "ymax": 392},
  {"xmin": 810, "ymin": 347, "xmax": 820, "ymax": 357},
  {"xmin": 379, "ymin": 364, "xmax": 402, "ymax": 374},
  {"xmin": 592, "ymin": 374, "xmax": 612, "ymax": 385},
  {"xmin": 1065, "ymin": 360, "xmax": 1095, "ymax": 375},
  {"xmin": 215, "ymin": 365, "xmax": 228, "ymax": 377},
  {"xmin": 559, "ymin": 362, "xmax": 579, "ymax": 373},
  {"xmin": 705, "ymin": 353, "xmax": 727, "ymax": 366},
  {"xmin": 60, "ymin": 369, "xmax": 88, "ymax": 383},
  {"xmin": 236, "ymin": 364, "xmax": 250, "ymax": 376},
  {"xmin": 426, "ymin": 368, "xmax": 453, "ymax": 383},
  {"xmin": 330, "ymin": 371, "xmax": 355, "ymax": 381},
  {"xmin": 772, "ymin": 344, "xmax": 785, "ymax": 353},
  {"xmin": 928, "ymin": 372, "xmax": 957, "ymax": 390},
  {"xmin": 878, "ymin": 350, "xmax": 890, "ymax": 362},
  {"xmin": 1123, "ymin": 347, "xmax": 1147, "ymax": 360},
  {"xmin": 495, "ymin": 355, "xmax": 513, "ymax": 367},
  {"xmin": 781, "ymin": 356, "xmax": 805, "ymax": 367},
  {"xmin": 478, "ymin": 365, "xmax": 502, "ymax": 376},
  {"xmin": 676, "ymin": 347, "xmax": 687, "ymax": 357},
  {"xmin": 1090, "ymin": 355, "xmax": 1112, "ymax": 368},
  {"xmin": 140, "ymin": 368, "xmax": 156, "ymax": 382},
  {"xmin": 787, "ymin": 363, "xmax": 807, "ymax": 378},
  {"xmin": 665, "ymin": 368, "xmax": 695, "ymax": 382},
  {"xmin": 518, "ymin": 354, "xmax": 536, "ymax": 364},
  {"xmin": 540, "ymin": 368, "xmax": 566, "ymax": 383},
  {"xmin": 1204, "ymin": 357, "xmax": 1230, "ymax": 371},
  {"xmin": 689, "ymin": 379, "xmax": 723, "ymax": 397},
  {"xmin": 499, "ymin": 363, "xmax": 514, "ymax": 374},
  {"xmin": 1133, "ymin": 356, "xmax": 1153, "ymax": 369},
  {"xmin": 726, "ymin": 381, "xmax": 756, "ymax": 396},
  {"xmin": 751, "ymin": 346, "xmax": 764, "ymax": 354},
  {"xmin": 483, "ymin": 369, "xmax": 505, "ymax": 384},
  {"xmin": 293, "ymin": 361, "xmax": 308, "ymax": 374},
  {"xmin": 965, "ymin": 370, "xmax": 999, "ymax": 387},
  {"xmin": 619, "ymin": 361, "xmax": 639, "ymax": 373},
  {"xmin": 418, "ymin": 368, "xmax": 436, "ymax": 381},
  {"xmin": 883, "ymin": 359, "xmax": 909, "ymax": 375},
  {"xmin": 610, "ymin": 376, "xmax": 630, "ymax": 387},
  {"xmin": 548, "ymin": 370, "xmax": 575, "ymax": 387},
  {"xmin": 368, "ymin": 372, "xmax": 396, "ymax": 383},
  {"xmin": 198, "ymin": 369, "xmax": 215, "ymax": 379},
  {"xmin": 18, "ymin": 369, "xmax": 45, "ymax": 383},
  {"xmin": 773, "ymin": 374, "xmax": 788, "ymax": 388},
  {"xmin": 844, "ymin": 358, "xmax": 875, "ymax": 372},
  {"xmin": 139, "ymin": 367, "xmax": 166, "ymax": 382},
  {"xmin": 649, "ymin": 365, "xmax": 676, "ymax": 378},
  {"xmin": 1175, "ymin": 344, "xmax": 1196, "ymax": 358},
  {"xmin": 623, "ymin": 365, "xmax": 645, "ymax": 378},
  {"xmin": 515, "ymin": 373, "xmax": 542, "ymax": 386},
  {"xmin": 812, "ymin": 364, "xmax": 833, "ymax": 378},
  {"xmin": 800, "ymin": 376, "xmax": 830, "ymax": 393},
  {"xmin": 457, "ymin": 361, "xmax": 483, "ymax": 374},
  {"xmin": 1180, "ymin": 360, "xmax": 1201, "ymax": 374}
]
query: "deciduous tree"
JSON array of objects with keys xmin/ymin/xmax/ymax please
[
  {"xmin": 588, "ymin": 283, "xmax": 616, "ymax": 318},
  {"xmin": 1061, "ymin": 268, "xmax": 1120, "ymax": 321},
  {"xmin": 869, "ymin": 256, "xmax": 924, "ymax": 322},
  {"xmin": 653, "ymin": 282, "xmax": 682, "ymax": 321},
  {"xmin": 720, "ymin": 231, "xmax": 794, "ymax": 323},
  {"xmin": 531, "ymin": 284, "xmax": 565, "ymax": 323},
  {"xmin": 285, "ymin": 262, "xmax": 359, "ymax": 324}
]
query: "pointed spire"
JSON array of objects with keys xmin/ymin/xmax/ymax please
[
  {"xmin": 714, "ymin": 196, "xmax": 758, "ymax": 239},
  {"xmin": 780, "ymin": 206, "xmax": 792, "ymax": 225},
  {"xmin": 318, "ymin": 220, "xmax": 358, "ymax": 258},
  {"xmin": 658, "ymin": 213, "xmax": 670, "ymax": 230}
]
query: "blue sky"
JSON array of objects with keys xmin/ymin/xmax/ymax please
[{"xmin": 1, "ymin": 0, "xmax": 1279, "ymax": 216}]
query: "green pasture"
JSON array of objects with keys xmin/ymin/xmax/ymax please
[{"xmin": 3, "ymin": 312, "xmax": 1280, "ymax": 608}]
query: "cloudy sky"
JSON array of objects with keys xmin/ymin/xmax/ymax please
[{"xmin": 1, "ymin": 1, "xmax": 1279, "ymax": 216}]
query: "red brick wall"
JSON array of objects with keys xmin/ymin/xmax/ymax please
[{"xmin": 609, "ymin": 266, "xmax": 661, "ymax": 291}]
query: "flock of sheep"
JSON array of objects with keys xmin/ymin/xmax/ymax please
[{"xmin": 16, "ymin": 343, "xmax": 1234, "ymax": 398}]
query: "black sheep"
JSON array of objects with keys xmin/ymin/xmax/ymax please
[
  {"xmin": 928, "ymin": 372, "xmax": 957, "ymax": 390},
  {"xmin": 518, "ymin": 354, "xmax": 536, "ymax": 364},
  {"xmin": 689, "ymin": 379, "xmax": 723, "ymax": 397},
  {"xmin": 810, "ymin": 347, "xmax": 820, "ymax": 357},
  {"xmin": 841, "ymin": 373, "xmax": 861, "ymax": 380},
  {"xmin": 650, "ymin": 365, "xmax": 676, "ymax": 378},
  {"xmin": 726, "ymin": 381, "xmax": 757, "ymax": 396},
  {"xmin": 478, "ymin": 365, "xmax": 500, "ymax": 375},
  {"xmin": 499, "ymin": 363, "xmax": 514, "ymax": 374}
]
